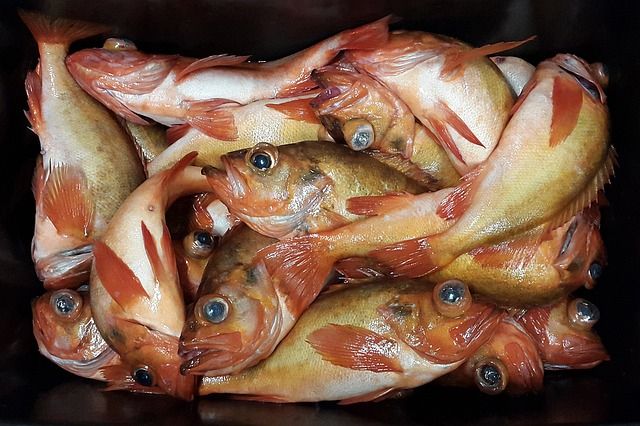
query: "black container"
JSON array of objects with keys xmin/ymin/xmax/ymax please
[{"xmin": 1, "ymin": 1, "xmax": 639, "ymax": 424}]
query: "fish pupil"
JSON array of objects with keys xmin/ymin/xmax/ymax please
[
  {"xmin": 439, "ymin": 282, "xmax": 464, "ymax": 305},
  {"xmin": 54, "ymin": 294, "xmax": 75, "ymax": 315},
  {"xmin": 203, "ymin": 298, "xmax": 229, "ymax": 323},
  {"xmin": 352, "ymin": 130, "xmax": 371, "ymax": 150},
  {"xmin": 195, "ymin": 231, "xmax": 214, "ymax": 248},
  {"xmin": 479, "ymin": 364, "xmax": 501, "ymax": 387},
  {"xmin": 133, "ymin": 368, "xmax": 153, "ymax": 387},
  {"xmin": 251, "ymin": 153, "xmax": 272, "ymax": 170},
  {"xmin": 588, "ymin": 262, "xmax": 603, "ymax": 280},
  {"xmin": 576, "ymin": 300, "xmax": 599, "ymax": 322}
]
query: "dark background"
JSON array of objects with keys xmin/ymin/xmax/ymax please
[{"xmin": 1, "ymin": 0, "xmax": 639, "ymax": 424}]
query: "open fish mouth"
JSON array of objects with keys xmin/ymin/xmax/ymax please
[
  {"xmin": 179, "ymin": 331, "xmax": 244, "ymax": 375},
  {"xmin": 203, "ymin": 157, "xmax": 249, "ymax": 200}
]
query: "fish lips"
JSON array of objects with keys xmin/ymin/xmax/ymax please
[
  {"xmin": 179, "ymin": 331, "xmax": 244, "ymax": 375},
  {"xmin": 203, "ymin": 157, "xmax": 249, "ymax": 200}
]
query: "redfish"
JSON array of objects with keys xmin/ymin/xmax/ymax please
[
  {"xmin": 311, "ymin": 65, "xmax": 460, "ymax": 189},
  {"xmin": 199, "ymin": 279, "xmax": 503, "ymax": 403},
  {"xmin": 517, "ymin": 297, "xmax": 609, "ymax": 369},
  {"xmin": 369, "ymin": 54, "xmax": 613, "ymax": 279},
  {"xmin": 203, "ymin": 140, "xmax": 425, "ymax": 238},
  {"xmin": 346, "ymin": 32, "xmax": 531, "ymax": 173},
  {"xmin": 147, "ymin": 94, "xmax": 323, "ymax": 176},
  {"xmin": 32, "ymin": 287, "xmax": 121, "ymax": 381},
  {"xmin": 20, "ymin": 11, "xmax": 145, "ymax": 289},
  {"xmin": 90, "ymin": 154, "xmax": 209, "ymax": 399},
  {"xmin": 65, "ymin": 17, "xmax": 390, "ymax": 133}
]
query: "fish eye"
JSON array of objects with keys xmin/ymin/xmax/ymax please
[
  {"xmin": 246, "ymin": 143, "xmax": 278, "ymax": 172},
  {"xmin": 132, "ymin": 366, "xmax": 155, "ymax": 387},
  {"xmin": 432, "ymin": 280, "xmax": 471, "ymax": 318},
  {"xmin": 183, "ymin": 229, "xmax": 217, "ymax": 259},
  {"xmin": 474, "ymin": 359, "xmax": 508, "ymax": 395},
  {"xmin": 343, "ymin": 119, "xmax": 375, "ymax": 151},
  {"xmin": 568, "ymin": 298, "xmax": 600, "ymax": 330},
  {"xmin": 49, "ymin": 290, "xmax": 82, "ymax": 320},
  {"xmin": 588, "ymin": 262, "xmax": 603, "ymax": 280},
  {"xmin": 103, "ymin": 38, "xmax": 137, "ymax": 51},
  {"xmin": 202, "ymin": 297, "xmax": 229, "ymax": 324}
]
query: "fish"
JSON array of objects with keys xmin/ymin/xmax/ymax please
[
  {"xmin": 310, "ymin": 64, "xmax": 460, "ymax": 189},
  {"xmin": 180, "ymin": 225, "xmax": 288, "ymax": 376},
  {"xmin": 368, "ymin": 53, "xmax": 613, "ymax": 279},
  {"xmin": 147, "ymin": 94, "xmax": 323, "ymax": 176},
  {"xmin": 174, "ymin": 228, "xmax": 219, "ymax": 303},
  {"xmin": 90, "ymin": 154, "xmax": 209, "ymax": 399},
  {"xmin": 490, "ymin": 56, "xmax": 535, "ymax": 96},
  {"xmin": 203, "ymin": 140, "xmax": 426, "ymax": 239},
  {"xmin": 120, "ymin": 120, "xmax": 169, "ymax": 175},
  {"xmin": 65, "ymin": 17, "xmax": 391, "ymax": 132},
  {"xmin": 32, "ymin": 287, "xmax": 121, "ymax": 381},
  {"xmin": 20, "ymin": 11, "xmax": 146, "ymax": 289},
  {"xmin": 438, "ymin": 316, "xmax": 544, "ymax": 395},
  {"xmin": 199, "ymin": 279, "xmax": 503, "ymax": 403},
  {"xmin": 346, "ymin": 31, "xmax": 532, "ymax": 173},
  {"xmin": 517, "ymin": 297, "xmax": 609, "ymax": 370}
]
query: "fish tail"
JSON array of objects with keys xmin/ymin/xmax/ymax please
[
  {"xmin": 19, "ymin": 9, "xmax": 109, "ymax": 46},
  {"xmin": 258, "ymin": 235, "xmax": 335, "ymax": 317},
  {"xmin": 369, "ymin": 235, "xmax": 448, "ymax": 278},
  {"xmin": 337, "ymin": 15, "xmax": 391, "ymax": 51}
]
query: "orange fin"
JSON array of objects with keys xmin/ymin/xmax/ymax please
[
  {"xmin": 32, "ymin": 156, "xmax": 45, "ymax": 201},
  {"xmin": 436, "ymin": 166, "xmax": 482, "ymax": 220},
  {"xmin": 176, "ymin": 54, "xmax": 250, "ymax": 81},
  {"xmin": 369, "ymin": 236, "xmax": 440, "ymax": 278},
  {"xmin": 42, "ymin": 162, "xmax": 94, "ymax": 239},
  {"xmin": 469, "ymin": 231, "xmax": 543, "ymax": 270},
  {"xmin": 93, "ymin": 240, "xmax": 149, "ymax": 308},
  {"xmin": 550, "ymin": 76, "xmax": 583, "ymax": 147},
  {"xmin": 276, "ymin": 78, "xmax": 318, "ymax": 98},
  {"xmin": 141, "ymin": 221, "xmax": 177, "ymax": 288},
  {"xmin": 265, "ymin": 98, "xmax": 320, "ymax": 124},
  {"xmin": 335, "ymin": 257, "xmax": 387, "ymax": 281},
  {"xmin": 338, "ymin": 15, "xmax": 392, "ymax": 51},
  {"xmin": 185, "ymin": 101, "xmax": 239, "ymax": 140},
  {"xmin": 338, "ymin": 388, "xmax": 399, "ymax": 405},
  {"xmin": 346, "ymin": 192, "xmax": 415, "ymax": 216},
  {"xmin": 425, "ymin": 117, "xmax": 465, "ymax": 165},
  {"xmin": 19, "ymin": 10, "xmax": 109, "ymax": 45},
  {"xmin": 441, "ymin": 36, "xmax": 536, "ymax": 79},
  {"xmin": 24, "ymin": 70, "xmax": 43, "ymax": 134},
  {"xmin": 258, "ymin": 236, "xmax": 333, "ymax": 317},
  {"xmin": 307, "ymin": 323, "xmax": 402, "ymax": 373},
  {"xmin": 166, "ymin": 123, "xmax": 191, "ymax": 144},
  {"xmin": 435, "ymin": 101, "xmax": 485, "ymax": 149},
  {"xmin": 188, "ymin": 193, "xmax": 217, "ymax": 231},
  {"xmin": 365, "ymin": 151, "xmax": 441, "ymax": 190}
]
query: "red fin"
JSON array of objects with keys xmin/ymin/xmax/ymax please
[
  {"xmin": 369, "ymin": 236, "xmax": 439, "ymax": 278},
  {"xmin": 550, "ymin": 76, "xmax": 583, "ymax": 147},
  {"xmin": 276, "ymin": 78, "xmax": 318, "ymax": 98},
  {"xmin": 24, "ymin": 71, "xmax": 43, "ymax": 134},
  {"xmin": 42, "ymin": 162, "xmax": 94, "ymax": 239},
  {"xmin": 335, "ymin": 257, "xmax": 387, "ymax": 280},
  {"xmin": 185, "ymin": 101, "xmax": 239, "ymax": 140},
  {"xmin": 265, "ymin": 98, "xmax": 320, "ymax": 124},
  {"xmin": 307, "ymin": 324, "xmax": 402, "ymax": 373},
  {"xmin": 93, "ymin": 240, "xmax": 149, "ymax": 308},
  {"xmin": 365, "ymin": 151, "xmax": 441, "ymax": 190},
  {"xmin": 346, "ymin": 192, "xmax": 414, "ymax": 216},
  {"xmin": 141, "ymin": 221, "xmax": 177, "ymax": 287},
  {"xmin": 166, "ymin": 123, "xmax": 191, "ymax": 144},
  {"xmin": 425, "ymin": 117, "xmax": 465, "ymax": 165},
  {"xmin": 19, "ymin": 10, "xmax": 109, "ymax": 45},
  {"xmin": 441, "ymin": 36, "xmax": 536, "ymax": 79},
  {"xmin": 338, "ymin": 388, "xmax": 398, "ymax": 405},
  {"xmin": 436, "ymin": 166, "xmax": 481, "ymax": 220},
  {"xmin": 176, "ymin": 54, "xmax": 250, "ymax": 81},
  {"xmin": 435, "ymin": 101, "xmax": 485, "ymax": 148},
  {"xmin": 188, "ymin": 193, "xmax": 217, "ymax": 231},
  {"xmin": 258, "ymin": 236, "xmax": 333, "ymax": 317},
  {"xmin": 32, "ymin": 156, "xmax": 44, "ymax": 201},
  {"xmin": 338, "ymin": 15, "xmax": 392, "ymax": 51}
]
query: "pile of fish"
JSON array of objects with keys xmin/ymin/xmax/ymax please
[{"xmin": 23, "ymin": 10, "xmax": 613, "ymax": 402}]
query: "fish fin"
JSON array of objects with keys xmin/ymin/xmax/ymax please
[
  {"xmin": 307, "ymin": 323, "xmax": 402, "ymax": 373},
  {"xmin": 93, "ymin": 88, "xmax": 150, "ymax": 125},
  {"xmin": 436, "ymin": 165, "xmax": 482, "ymax": 220},
  {"xmin": 338, "ymin": 388, "xmax": 399, "ymax": 405},
  {"xmin": 176, "ymin": 54, "xmax": 251, "ymax": 81},
  {"xmin": 265, "ymin": 98, "xmax": 320, "ymax": 124},
  {"xmin": 335, "ymin": 257, "xmax": 387, "ymax": 280},
  {"xmin": 369, "ymin": 236, "xmax": 440, "ymax": 278},
  {"xmin": 338, "ymin": 15, "xmax": 392, "ymax": 51},
  {"xmin": 141, "ymin": 221, "xmax": 177, "ymax": 288},
  {"xmin": 503, "ymin": 341, "xmax": 545, "ymax": 393},
  {"xmin": 545, "ymin": 148, "xmax": 615, "ymax": 231},
  {"xmin": 550, "ymin": 76, "xmax": 583, "ymax": 147},
  {"xmin": 18, "ymin": 10, "xmax": 109, "ymax": 45},
  {"xmin": 510, "ymin": 77, "xmax": 538, "ymax": 116},
  {"xmin": 93, "ymin": 240, "xmax": 149, "ymax": 308},
  {"xmin": 425, "ymin": 117, "xmax": 465, "ymax": 165},
  {"xmin": 166, "ymin": 123, "xmax": 191, "ymax": 144},
  {"xmin": 32, "ymin": 156, "xmax": 45, "ymax": 201},
  {"xmin": 258, "ymin": 236, "xmax": 333, "ymax": 317},
  {"xmin": 365, "ymin": 151, "xmax": 440, "ymax": 190},
  {"xmin": 432, "ymin": 100, "xmax": 485, "ymax": 151},
  {"xmin": 163, "ymin": 151, "xmax": 199, "ymax": 184},
  {"xmin": 469, "ymin": 232, "xmax": 542, "ymax": 270},
  {"xmin": 276, "ymin": 78, "xmax": 318, "ymax": 98},
  {"xmin": 24, "ymin": 70, "xmax": 43, "ymax": 134},
  {"xmin": 36, "ymin": 244, "xmax": 93, "ymax": 289},
  {"xmin": 184, "ymin": 101, "xmax": 239, "ymax": 140},
  {"xmin": 441, "ymin": 36, "xmax": 536, "ymax": 79},
  {"xmin": 42, "ymin": 162, "xmax": 94, "ymax": 239},
  {"xmin": 346, "ymin": 192, "xmax": 415, "ymax": 216},
  {"xmin": 188, "ymin": 193, "xmax": 216, "ymax": 231}
]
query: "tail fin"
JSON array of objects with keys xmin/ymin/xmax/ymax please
[
  {"xmin": 338, "ymin": 15, "xmax": 392, "ymax": 51},
  {"xmin": 258, "ymin": 236, "xmax": 334, "ymax": 317},
  {"xmin": 19, "ymin": 9, "xmax": 109, "ymax": 46}
]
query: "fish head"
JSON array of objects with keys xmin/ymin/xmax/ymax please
[
  {"xmin": 203, "ymin": 142, "xmax": 333, "ymax": 238},
  {"xmin": 311, "ymin": 65, "xmax": 415, "ymax": 155},
  {"xmin": 518, "ymin": 298, "xmax": 609, "ymax": 369},
  {"xmin": 553, "ymin": 205, "xmax": 606, "ymax": 290},
  {"xmin": 378, "ymin": 280, "xmax": 504, "ymax": 364},
  {"xmin": 549, "ymin": 54, "xmax": 607, "ymax": 105},
  {"xmin": 179, "ymin": 262, "xmax": 281, "ymax": 376},
  {"xmin": 174, "ymin": 229, "xmax": 219, "ymax": 303},
  {"xmin": 65, "ymin": 48, "xmax": 178, "ymax": 123}
]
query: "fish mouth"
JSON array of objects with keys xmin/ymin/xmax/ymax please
[
  {"xmin": 203, "ymin": 157, "xmax": 249, "ymax": 200},
  {"xmin": 179, "ymin": 331, "xmax": 244, "ymax": 375},
  {"xmin": 544, "ymin": 336, "xmax": 610, "ymax": 370}
]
